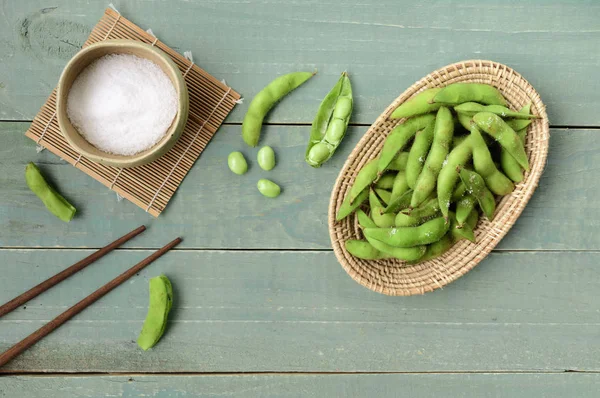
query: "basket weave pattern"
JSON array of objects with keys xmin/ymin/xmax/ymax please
[{"xmin": 328, "ymin": 60, "xmax": 550, "ymax": 296}]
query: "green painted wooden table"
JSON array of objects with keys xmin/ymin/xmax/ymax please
[{"xmin": 1, "ymin": 1, "xmax": 599, "ymax": 396}]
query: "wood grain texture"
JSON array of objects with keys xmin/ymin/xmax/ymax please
[
  {"xmin": 0, "ymin": 1, "xmax": 599, "ymax": 124},
  {"xmin": 1, "ymin": 249, "xmax": 599, "ymax": 372},
  {"xmin": 1, "ymin": 122, "xmax": 597, "ymax": 250},
  {"xmin": 2, "ymin": 373, "xmax": 600, "ymax": 397}
]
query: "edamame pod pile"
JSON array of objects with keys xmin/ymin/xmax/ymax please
[{"xmin": 336, "ymin": 83, "xmax": 534, "ymax": 263}]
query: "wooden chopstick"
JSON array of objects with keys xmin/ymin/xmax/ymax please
[
  {"xmin": 0, "ymin": 225, "xmax": 147, "ymax": 318},
  {"xmin": 0, "ymin": 237, "xmax": 182, "ymax": 369}
]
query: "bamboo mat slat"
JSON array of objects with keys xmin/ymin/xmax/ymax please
[{"xmin": 24, "ymin": 8, "xmax": 240, "ymax": 217}]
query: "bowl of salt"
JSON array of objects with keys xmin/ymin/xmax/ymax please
[{"xmin": 56, "ymin": 39, "xmax": 189, "ymax": 168}]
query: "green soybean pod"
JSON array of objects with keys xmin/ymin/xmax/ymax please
[
  {"xmin": 437, "ymin": 136, "xmax": 473, "ymax": 219},
  {"xmin": 374, "ymin": 173, "xmax": 396, "ymax": 190},
  {"xmin": 349, "ymin": 158, "xmax": 379, "ymax": 204},
  {"xmin": 450, "ymin": 214, "xmax": 475, "ymax": 243},
  {"xmin": 433, "ymin": 83, "xmax": 507, "ymax": 106},
  {"xmin": 454, "ymin": 102, "xmax": 540, "ymax": 119},
  {"xmin": 137, "ymin": 275, "xmax": 173, "ymax": 351},
  {"xmin": 346, "ymin": 239, "xmax": 389, "ymax": 260},
  {"xmin": 336, "ymin": 188, "xmax": 368, "ymax": 221},
  {"xmin": 364, "ymin": 217, "xmax": 449, "ymax": 248},
  {"xmin": 505, "ymin": 118, "xmax": 532, "ymax": 132},
  {"xmin": 390, "ymin": 171, "xmax": 409, "ymax": 202},
  {"xmin": 406, "ymin": 118, "xmax": 436, "ymax": 188},
  {"xmin": 374, "ymin": 189, "xmax": 392, "ymax": 206},
  {"xmin": 305, "ymin": 72, "xmax": 352, "ymax": 167},
  {"xmin": 501, "ymin": 103, "xmax": 532, "ymax": 182},
  {"xmin": 458, "ymin": 167, "xmax": 496, "ymax": 220},
  {"xmin": 415, "ymin": 233, "xmax": 454, "ymax": 263},
  {"xmin": 369, "ymin": 188, "xmax": 384, "ymax": 210},
  {"xmin": 257, "ymin": 146, "xmax": 276, "ymax": 171},
  {"xmin": 451, "ymin": 181, "xmax": 467, "ymax": 201},
  {"xmin": 456, "ymin": 194, "xmax": 476, "ymax": 226},
  {"xmin": 357, "ymin": 209, "xmax": 377, "ymax": 229},
  {"xmin": 411, "ymin": 106, "xmax": 454, "ymax": 208},
  {"xmin": 365, "ymin": 235, "xmax": 427, "ymax": 262},
  {"xmin": 243, "ymin": 71, "xmax": 315, "ymax": 147},
  {"xmin": 25, "ymin": 162, "xmax": 76, "ymax": 222},
  {"xmin": 473, "ymin": 112, "xmax": 529, "ymax": 171},
  {"xmin": 371, "ymin": 206, "xmax": 396, "ymax": 228},
  {"xmin": 383, "ymin": 189, "xmax": 413, "ymax": 214},
  {"xmin": 395, "ymin": 197, "xmax": 441, "ymax": 227},
  {"xmin": 469, "ymin": 123, "xmax": 514, "ymax": 195},
  {"xmin": 378, "ymin": 114, "xmax": 436, "ymax": 173},
  {"xmin": 228, "ymin": 151, "xmax": 248, "ymax": 175},
  {"xmin": 456, "ymin": 112, "xmax": 473, "ymax": 131},
  {"xmin": 390, "ymin": 88, "xmax": 442, "ymax": 119},
  {"xmin": 257, "ymin": 179, "xmax": 281, "ymax": 198},
  {"xmin": 388, "ymin": 152, "xmax": 410, "ymax": 171}
]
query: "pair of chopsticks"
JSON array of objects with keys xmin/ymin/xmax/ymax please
[{"xmin": 0, "ymin": 225, "xmax": 181, "ymax": 368}]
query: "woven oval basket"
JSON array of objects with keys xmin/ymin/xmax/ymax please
[{"xmin": 329, "ymin": 60, "xmax": 550, "ymax": 296}]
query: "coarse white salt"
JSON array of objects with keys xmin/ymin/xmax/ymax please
[{"xmin": 67, "ymin": 53, "xmax": 178, "ymax": 156}]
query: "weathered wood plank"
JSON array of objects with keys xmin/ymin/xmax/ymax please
[
  {"xmin": 0, "ymin": 122, "xmax": 597, "ymax": 250},
  {"xmin": 1, "ymin": 373, "xmax": 600, "ymax": 398},
  {"xmin": 1, "ymin": 249, "xmax": 599, "ymax": 372},
  {"xmin": 0, "ymin": 1, "xmax": 599, "ymax": 125}
]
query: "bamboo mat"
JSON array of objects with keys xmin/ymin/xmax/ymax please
[{"xmin": 25, "ymin": 8, "xmax": 240, "ymax": 217}]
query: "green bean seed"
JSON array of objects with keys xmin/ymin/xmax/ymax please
[
  {"xmin": 357, "ymin": 209, "xmax": 377, "ymax": 229},
  {"xmin": 390, "ymin": 171, "xmax": 409, "ymax": 202},
  {"xmin": 473, "ymin": 112, "xmax": 529, "ymax": 171},
  {"xmin": 257, "ymin": 146, "xmax": 276, "ymax": 171},
  {"xmin": 388, "ymin": 152, "xmax": 410, "ymax": 171},
  {"xmin": 411, "ymin": 106, "xmax": 455, "ymax": 207},
  {"xmin": 365, "ymin": 236, "xmax": 427, "ymax": 261},
  {"xmin": 378, "ymin": 113, "xmax": 436, "ymax": 173},
  {"xmin": 305, "ymin": 72, "xmax": 352, "ymax": 167},
  {"xmin": 257, "ymin": 179, "xmax": 281, "ymax": 198},
  {"xmin": 346, "ymin": 239, "xmax": 389, "ymax": 260},
  {"xmin": 374, "ymin": 189, "xmax": 392, "ymax": 206},
  {"xmin": 454, "ymin": 102, "xmax": 540, "ymax": 119},
  {"xmin": 437, "ymin": 136, "xmax": 473, "ymax": 219},
  {"xmin": 243, "ymin": 71, "xmax": 315, "ymax": 147},
  {"xmin": 25, "ymin": 162, "xmax": 76, "ymax": 222},
  {"xmin": 458, "ymin": 167, "xmax": 496, "ymax": 220},
  {"xmin": 433, "ymin": 83, "xmax": 507, "ymax": 106},
  {"xmin": 336, "ymin": 188, "xmax": 368, "ymax": 221},
  {"xmin": 372, "ymin": 206, "xmax": 396, "ymax": 228},
  {"xmin": 406, "ymin": 118, "xmax": 436, "ymax": 188},
  {"xmin": 470, "ymin": 123, "xmax": 514, "ymax": 195},
  {"xmin": 383, "ymin": 189, "xmax": 413, "ymax": 214},
  {"xmin": 375, "ymin": 173, "xmax": 396, "ymax": 190},
  {"xmin": 364, "ymin": 217, "xmax": 449, "ymax": 248},
  {"xmin": 390, "ymin": 88, "xmax": 442, "ymax": 119},
  {"xmin": 349, "ymin": 158, "xmax": 379, "ymax": 204},
  {"xmin": 137, "ymin": 275, "xmax": 173, "ymax": 351},
  {"xmin": 456, "ymin": 194, "xmax": 476, "ymax": 226},
  {"xmin": 501, "ymin": 103, "xmax": 532, "ymax": 183}
]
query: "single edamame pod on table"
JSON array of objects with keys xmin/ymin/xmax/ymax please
[
  {"xmin": 227, "ymin": 151, "xmax": 248, "ymax": 175},
  {"xmin": 432, "ymin": 83, "xmax": 507, "ymax": 106},
  {"xmin": 345, "ymin": 239, "xmax": 389, "ymax": 260},
  {"xmin": 378, "ymin": 113, "xmax": 436, "ymax": 173},
  {"xmin": 469, "ymin": 123, "xmax": 514, "ymax": 195},
  {"xmin": 406, "ymin": 117, "xmax": 436, "ymax": 188},
  {"xmin": 25, "ymin": 162, "xmax": 76, "ymax": 222},
  {"xmin": 473, "ymin": 112, "xmax": 530, "ymax": 171},
  {"xmin": 257, "ymin": 146, "xmax": 276, "ymax": 171},
  {"xmin": 437, "ymin": 136, "xmax": 473, "ymax": 219},
  {"xmin": 458, "ymin": 167, "xmax": 496, "ymax": 220},
  {"xmin": 390, "ymin": 88, "xmax": 442, "ymax": 119},
  {"xmin": 336, "ymin": 188, "xmax": 368, "ymax": 221},
  {"xmin": 305, "ymin": 72, "xmax": 352, "ymax": 167},
  {"xmin": 137, "ymin": 275, "xmax": 173, "ymax": 351},
  {"xmin": 242, "ymin": 71, "xmax": 315, "ymax": 147},
  {"xmin": 257, "ymin": 179, "xmax": 281, "ymax": 198},
  {"xmin": 411, "ymin": 106, "xmax": 454, "ymax": 208},
  {"xmin": 364, "ymin": 217, "xmax": 449, "ymax": 248},
  {"xmin": 454, "ymin": 102, "xmax": 540, "ymax": 119}
]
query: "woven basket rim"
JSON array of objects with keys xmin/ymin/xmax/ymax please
[{"xmin": 328, "ymin": 60, "xmax": 550, "ymax": 296}]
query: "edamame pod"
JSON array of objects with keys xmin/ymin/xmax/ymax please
[
  {"xmin": 357, "ymin": 209, "xmax": 377, "ymax": 228},
  {"xmin": 228, "ymin": 151, "xmax": 249, "ymax": 175},
  {"xmin": 501, "ymin": 103, "xmax": 532, "ymax": 182},
  {"xmin": 346, "ymin": 239, "xmax": 389, "ymax": 260},
  {"xmin": 450, "ymin": 214, "xmax": 475, "ymax": 243},
  {"xmin": 336, "ymin": 188, "xmax": 368, "ymax": 221},
  {"xmin": 456, "ymin": 194, "xmax": 476, "ymax": 226},
  {"xmin": 390, "ymin": 171, "xmax": 409, "ymax": 202},
  {"xmin": 369, "ymin": 188, "xmax": 383, "ymax": 210},
  {"xmin": 406, "ymin": 118, "xmax": 436, "ymax": 188},
  {"xmin": 257, "ymin": 146, "xmax": 276, "ymax": 171},
  {"xmin": 390, "ymin": 88, "xmax": 442, "ymax": 119},
  {"xmin": 451, "ymin": 181, "xmax": 467, "ymax": 201},
  {"xmin": 458, "ymin": 167, "xmax": 496, "ymax": 220},
  {"xmin": 505, "ymin": 118, "xmax": 532, "ymax": 132},
  {"xmin": 364, "ymin": 217, "xmax": 449, "ymax": 248},
  {"xmin": 411, "ymin": 106, "xmax": 454, "ymax": 207},
  {"xmin": 243, "ymin": 71, "xmax": 315, "ymax": 147},
  {"xmin": 388, "ymin": 152, "xmax": 410, "ymax": 171},
  {"xmin": 306, "ymin": 72, "xmax": 352, "ymax": 167},
  {"xmin": 349, "ymin": 158, "xmax": 379, "ymax": 204},
  {"xmin": 469, "ymin": 123, "xmax": 514, "ymax": 195},
  {"xmin": 416, "ymin": 233, "xmax": 454, "ymax": 262},
  {"xmin": 257, "ymin": 179, "xmax": 281, "ymax": 198},
  {"xmin": 395, "ymin": 196, "xmax": 441, "ymax": 227},
  {"xmin": 137, "ymin": 275, "xmax": 173, "ymax": 351},
  {"xmin": 374, "ymin": 189, "xmax": 392, "ymax": 206},
  {"xmin": 454, "ymin": 102, "xmax": 540, "ymax": 119},
  {"xmin": 25, "ymin": 162, "xmax": 76, "ymax": 222},
  {"xmin": 473, "ymin": 112, "xmax": 529, "ymax": 171},
  {"xmin": 383, "ymin": 189, "xmax": 413, "ymax": 214},
  {"xmin": 365, "ymin": 236, "xmax": 426, "ymax": 261},
  {"xmin": 378, "ymin": 114, "xmax": 436, "ymax": 173},
  {"xmin": 437, "ymin": 136, "xmax": 473, "ymax": 219},
  {"xmin": 371, "ymin": 206, "xmax": 396, "ymax": 228},
  {"xmin": 456, "ymin": 113, "xmax": 473, "ymax": 131},
  {"xmin": 433, "ymin": 83, "xmax": 507, "ymax": 106},
  {"xmin": 374, "ymin": 173, "xmax": 396, "ymax": 190}
]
